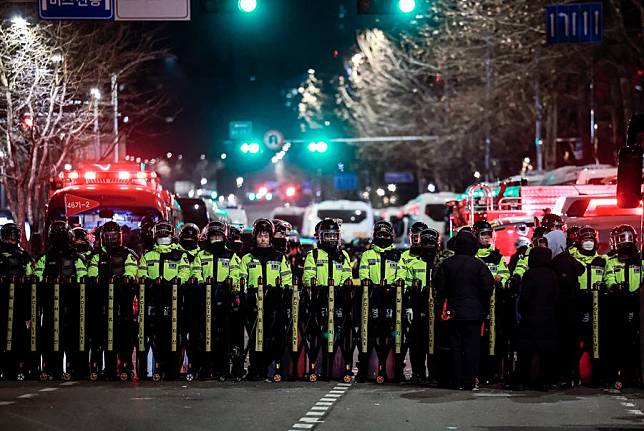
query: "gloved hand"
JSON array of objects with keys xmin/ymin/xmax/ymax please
[
  {"xmin": 405, "ymin": 308, "xmax": 413, "ymax": 324},
  {"xmin": 506, "ymin": 275, "xmax": 520, "ymax": 290}
]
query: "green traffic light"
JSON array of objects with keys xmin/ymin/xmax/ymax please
[
  {"xmin": 307, "ymin": 141, "xmax": 328, "ymax": 153},
  {"xmin": 238, "ymin": 0, "xmax": 257, "ymax": 13},
  {"xmin": 240, "ymin": 142, "xmax": 260, "ymax": 154},
  {"xmin": 398, "ymin": 0, "xmax": 416, "ymax": 13}
]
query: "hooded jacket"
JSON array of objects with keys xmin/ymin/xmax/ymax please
[
  {"xmin": 545, "ymin": 230, "xmax": 566, "ymax": 258},
  {"xmin": 518, "ymin": 247, "xmax": 557, "ymax": 348},
  {"xmin": 434, "ymin": 232, "xmax": 494, "ymax": 321}
]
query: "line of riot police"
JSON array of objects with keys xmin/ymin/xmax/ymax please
[{"xmin": 0, "ymin": 214, "xmax": 641, "ymax": 389}]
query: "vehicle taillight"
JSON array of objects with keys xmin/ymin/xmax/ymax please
[
  {"xmin": 84, "ymin": 171, "xmax": 96, "ymax": 180},
  {"xmin": 118, "ymin": 171, "xmax": 131, "ymax": 180},
  {"xmin": 68, "ymin": 171, "xmax": 79, "ymax": 180}
]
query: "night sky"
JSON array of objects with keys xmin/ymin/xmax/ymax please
[{"xmin": 138, "ymin": 0, "xmax": 363, "ymax": 160}]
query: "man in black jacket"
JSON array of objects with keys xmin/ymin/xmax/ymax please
[{"xmin": 435, "ymin": 231, "xmax": 494, "ymax": 390}]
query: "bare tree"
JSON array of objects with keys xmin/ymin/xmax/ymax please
[{"xmin": 0, "ymin": 16, "xmax": 171, "ymax": 248}]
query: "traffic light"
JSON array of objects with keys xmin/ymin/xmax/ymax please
[
  {"xmin": 238, "ymin": 0, "xmax": 257, "ymax": 12},
  {"xmin": 357, "ymin": 0, "xmax": 417, "ymax": 15},
  {"xmin": 240, "ymin": 142, "xmax": 261, "ymax": 154},
  {"xmin": 307, "ymin": 141, "xmax": 328, "ymax": 153},
  {"xmin": 201, "ymin": 0, "xmax": 258, "ymax": 13}
]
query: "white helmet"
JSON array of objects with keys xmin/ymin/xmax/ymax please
[{"xmin": 515, "ymin": 236, "xmax": 531, "ymax": 249}]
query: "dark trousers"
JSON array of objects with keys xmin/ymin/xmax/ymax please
[{"xmin": 449, "ymin": 320, "xmax": 481, "ymax": 389}]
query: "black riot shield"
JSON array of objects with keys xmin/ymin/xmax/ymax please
[{"xmin": 1, "ymin": 277, "xmax": 34, "ymax": 380}]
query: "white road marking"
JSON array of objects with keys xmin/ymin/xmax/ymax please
[
  {"xmin": 17, "ymin": 393, "xmax": 38, "ymax": 399},
  {"xmin": 473, "ymin": 392, "xmax": 513, "ymax": 397},
  {"xmin": 627, "ymin": 410, "xmax": 644, "ymax": 416},
  {"xmin": 39, "ymin": 387, "xmax": 58, "ymax": 392},
  {"xmin": 0, "ymin": 401, "xmax": 16, "ymax": 406},
  {"xmin": 59, "ymin": 381, "xmax": 78, "ymax": 386},
  {"xmin": 621, "ymin": 402, "xmax": 636, "ymax": 408},
  {"xmin": 288, "ymin": 382, "xmax": 353, "ymax": 430}
]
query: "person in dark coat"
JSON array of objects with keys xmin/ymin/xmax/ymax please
[
  {"xmin": 546, "ymin": 230, "xmax": 585, "ymax": 387},
  {"xmin": 435, "ymin": 231, "xmax": 495, "ymax": 390},
  {"xmin": 517, "ymin": 246, "xmax": 558, "ymax": 389}
]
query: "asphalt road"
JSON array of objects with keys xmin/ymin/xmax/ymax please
[{"xmin": 1, "ymin": 380, "xmax": 644, "ymax": 431}]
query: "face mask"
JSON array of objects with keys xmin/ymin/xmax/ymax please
[
  {"xmin": 180, "ymin": 239, "xmax": 197, "ymax": 250},
  {"xmin": 157, "ymin": 237, "xmax": 172, "ymax": 246},
  {"xmin": 207, "ymin": 241, "xmax": 226, "ymax": 253},
  {"xmin": 373, "ymin": 237, "xmax": 392, "ymax": 248},
  {"xmin": 274, "ymin": 237, "xmax": 287, "ymax": 251},
  {"xmin": 581, "ymin": 241, "xmax": 595, "ymax": 251}
]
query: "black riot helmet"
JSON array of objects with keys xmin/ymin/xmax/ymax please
[
  {"xmin": 227, "ymin": 225, "xmax": 243, "ymax": 253},
  {"xmin": 71, "ymin": 226, "xmax": 90, "ymax": 251},
  {"xmin": 179, "ymin": 223, "xmax": 200, "ymax": 250},
  {"xmin": 566, "ymin": 225, "xmax": 580, "ymax": 249},
  {"xmin": 419, "ymin": 228, "xmax": 440, "ymax": 250},
  {"xmin": 472, "ymin": 220, "xmax": 493, "ymax": 237},
  {"xmin": 152, "ymin": 221, "xmax": 175, "ymax": 245},
  {"xmin": 1, "ymin": 223, "xmax": 21, "ymax": 245},
  {"xmin": 408, "ymin": 221, "xmax": 428, "ymax": 247},
  {"xmin": 577, "ymin": 225, "xmax": 599, "ymax": 255},
  {"xmin": 318, "ymin": 218, "xmax": 341, "ymax": 250},
  {"xmin": 314, "ymin": 220, "xmax": 323, "ymax": 241},
  {"xmin": 273, "ymin": 219, "xmax": 293, "ymax": 253},
  {"xmin": 541, "ymin": 213, "xmax": 564, "ymax": 232},
  {"xmin": 253, "ymin": 218, "xmax": 274, "ymax": 248},
  {"xmin": 531, "ymin": 226, "xmax": 549, "ymax": 248},
  {"xmin": 100, "ymin": 221, "xmax": 122, "ymax": 249},
  {"xmin": 372, "ymin": 220, "xmax": 394, "ymax": 248},
  {"xmin": 610, "ymin": 224, "xmax": 637, "ymax": 255},
  {"xmin": 48, "ymin": 220, "xmax": 72, "ymax": 249}
]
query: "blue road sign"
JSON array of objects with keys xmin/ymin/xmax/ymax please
[
  {"xmin": 546, "ymin": 3, "xmax": 602, "ymax": 44},
  {"xmin": 40, "ymin": 0, "xmax": 114, "ymax": 20},
  {"xmin": 335, "ymin": 173, "xmax": 358, "ymax": 191},
  {"xmin": 384, "ymin": 171, "xmax": 414, "ymax": 184}
]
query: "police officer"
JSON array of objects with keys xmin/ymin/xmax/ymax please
[
  {"xmin": 402, "ymin": 228, "xmax": 441, "ymax": 383},
  {"xmin": 86, "ymin": 221, "xmax": 138, "ymax": 379},
  {"xmin": 190, "ymin": 221, "xmax": 241, "ymax": 379},
  {"xmin": 303, "ymin": 219, "xmax": 352, "ymax": 286},
  {"xmin": 0, "ymin": 223, "xmax": 33, "ymax": 277},
  {"xmin": 239, "ymin": 219, "xmax": 292, "ymax": 288},
  {"xmin": 603, "ymin": 224, "xmax": 641, "ymax": 387},
  {"xmin": 71, "ymin": 227, "xmax": 92, "ymax": 264},
  {"xmin": 239, "ymin": 219, "xmax": 292, "ymax": 380},
  {"xmin": 192, "ymin": 221, "xmax": 241, "ymax": 284},
  {"xmin": 512, "ymin": 226, "xmax": 549, "ymax": 280},
  {"xmin": 137, "ymin": 216, "xmax": 156, "ymax": 256},
  {"xmin": 286, "ymin": 230, "xmax": 305, "ymax": 282},
  {"xmin": 34, "ymin": 221, "xmax": 87, "ymax": 282},
  {"xmin": 567, "ymin": 226, "xmax": 580, "ymax": 252},
  {"xmin": 227, "ymin": 225, "xmax": 244, "ymax": 256},
  {"xmin": 87, "ymin": 221, "xmax": 138, "ymax": 280},
  {"xmin": 573, "ymin": 225, "xmax": 607, "ymax": 385},
  {"xmin": 137, "ymin": 221, "xmax": 190, "ymax": 283},
  {"xmin": 179, "ymin": 223, "xmax": 201, "ymax": 263},
  {"xmin": 357, "ymin": 221, "xmax": 402, "ymax": 382},
  {"xmin": 273, "ymin": 219, "xmax": 293, "ymax": 256},
  {"xmin": 400, "ymin": 221, "xmax": 429, "ymax": 268},
  {"xmin": 472, "ymin": 220, "xmax": 510, "ymax": 384}
]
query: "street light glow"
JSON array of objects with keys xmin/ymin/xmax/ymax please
[
  {"xmin": 398, "ymin": 0, "xmax": 416, "ymax": 13},
  {"xmin": 238, "ymin": 0, "xmax": 257, "ymax": 13},
  {"xmin": 90, "ymin": 87, "xmax": 101, "ymax": 100},
  {"xmin": 11, "ymin": 16, "xmax": 27, "ymax": 28},
  {"xmin": 387, "ymin": 184, "xmax": 397, "ymax": 192},
  {"xmin": 236, "ymin": 177, "xmax": 244, "ymax": 188},
  {"xmin": 248, "ymin": 142, "xmax": 260, "ymax": 154},
  {"xmin": 427, "ymin": 183, "xmax": 437, "ymax": 193},
  {"xmin": 376, "ymin": 188, "xmax": 386, "ymax": 197},
  {"xmin": 200, "ymin": 177, "xmax": 208, "ymax": 186},
  {"xmin": 286, "ymin": 186, "xmax": 296, "ymax": 197}
]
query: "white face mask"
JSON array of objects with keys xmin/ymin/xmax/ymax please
[
  {"xmin": 581, "ymin": 240, "xmax": 595, "ymax": 251},
  {"xmin": 157, "ymin": 237, "xmax": 172, "ymax": 245}
]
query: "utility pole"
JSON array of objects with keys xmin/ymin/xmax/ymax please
[
  {"xmin": 111, "ymin": 74, "xmax": 120, "ymax": 163},
  {"xmin": 484, "ymin": 34, "xmax": 493, "ymax": 181},
  {"xmin": 534, "ymin": 48, "xmax": 543, "ymax": 171}
]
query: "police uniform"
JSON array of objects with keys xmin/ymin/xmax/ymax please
[
  {"xmin": 137, "ymin": 243, "xmax": 191, "ymax": 283},
  {"xmin": 239, "ymin": 250, "xmax": 292, "ymax": 289},
  {"xmin": 87, "ymin": 246, "xmax": 138, "ymax": 279},
  {"xmin": 303, "ymin": 248, "xmax": 352, "ymax": 287},
  {"xmin": 34, "ymin": 250, "xmax": 87, "ymax": 282},
  {"xmin": 191, "ymin": 249, "xmax": 241, "ymax": 285},
  {"xmin": 0, "ymin": 242, "xmax": 33, "ymax": 277}
]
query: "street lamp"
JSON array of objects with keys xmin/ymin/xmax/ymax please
[
  {"xmin": 238, "ymin": 0, "xmax": 257, "ymax": 13},
  {"xmin": 387, "ymin": 184, "xmax": 397, "ymax": 192},
  {"xmin": 10, "ymin": 16, "xmax": 27, "ymax": 28},
  {"xmin": 90, "ymin": 88, "xmax": 102, "ymax": 159},
  {"xmin": 376, "ymin": 188, "xmax": 386, "ymax": 197},
  {"xmin": 398, "ymin": 0, "xmax": 416, "ymax": 13}
]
